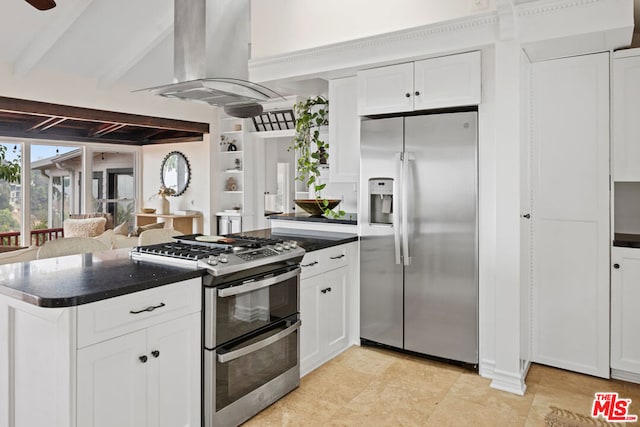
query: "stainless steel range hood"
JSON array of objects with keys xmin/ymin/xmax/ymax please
[{"xmin": 141, "ymin": 0, "xmax": 282, "ymax": 117}]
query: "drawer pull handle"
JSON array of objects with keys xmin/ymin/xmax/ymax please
[
  {"xmin": 301, "ymin": 261, "xmax": 319, "ymax": 268},
  {"xmin": 130, "ymin": 302, "xmax": 166, "ymax": 315},
  {"xmin": 330, "ymin": 254, "xmax": 345, "ymax": 260}
]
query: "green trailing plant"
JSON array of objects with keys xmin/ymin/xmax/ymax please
[
  {"xmin": 0, "ymin": 145, "xmax": 21, "ymax": 184},
  {"xmin": 290, "ymin": 96, "xmax": 345, "ymax": 218}
]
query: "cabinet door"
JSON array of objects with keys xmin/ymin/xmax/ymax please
[
  {"xmin": 329, "ymin": 77, "xmax": 360, "ymax": 183},
  {"xmin": 322, "ymin": 267, "xmax": 348, "ymax": 357},
  {"xmin": 147, "ymin": 313, "xmax": 201, "ymax": 427},
  {"xmin": 357, "ymin": 62, "xmax": 414, "ymax": 115},
  {"xmin": 77, "ymin": 330, "xmax": 147, "ymax": 427},
  {"xmin": 300, "ymin": 275, "xmax": 322, "ymax": 375},
  {"xmin": 530, "ymin": 53, "xmax": 610, "ymax": 378},
  {"xmin": 414, "ymin": 51, "xmax": 481, "ymax": 110},
  {"xmin": 611, "ymin": 248, "xmax": 640, "ymax": 374},
  {"xmin": 613, "ymin": 54, "xmax": 640, "ymax": 181}
]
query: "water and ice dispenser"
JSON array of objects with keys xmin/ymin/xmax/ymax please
[{"xmin": 369, "ymin": 178, "xmax": 393, "ymax": 225}]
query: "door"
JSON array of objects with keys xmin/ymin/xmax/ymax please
[
  {"xmin": 323, "ymin": 266, "xmax": 348, "ymax": 357},
  {"xmin": 360, "ymin": 117, "xmax": 404, "ymax": 348},
  {"xmin": 530, "ymin": 53, "xmax": 609, "ymax": 378},
  {"xmin": 77, "ymin": 330, "xmax": 147, "ymax": 427},
  {"xmin": 147, "ymin": 313, "xmax": 201, "ymax": 427},
  {"xmin": 403, "ymin": 112, "xmax": 478, "ymax": 364},
  {"xmin": 612, "ymin": 53, "xmax": 640, "ymax": 181},
  {"xmin": 357, "ymin": 63, "xmax": 414, "ymax": 115}
]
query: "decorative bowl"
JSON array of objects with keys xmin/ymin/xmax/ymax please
[
  {"xmin": 142, "ymin": 208, "xmax": 156, "ymax": 214},
  {"xmin": 294, "ymin": 199, "xmax": 341, "ymax": 216}
]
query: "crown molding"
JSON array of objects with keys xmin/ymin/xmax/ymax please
[{"xmin": 249, "ymin": 0, "xmax": 633, "ymax": 83}]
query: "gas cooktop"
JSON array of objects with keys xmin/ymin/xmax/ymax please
[{"xmin": 130, "ymin": 234, "xmax": 305, "ymax": 276}]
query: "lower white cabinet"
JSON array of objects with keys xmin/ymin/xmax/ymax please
[
  {"xmin": 299, "ymin": 242, "xmax": 357, "ymax": 376},
  {"xmin": 0, "ymin": 278, "xmax": 201, "ymax": 427},
  {"xmin": 300, "ymin": 266, "xmax": 348, "ymax": 375},
  {"xmin": 77, "ymin": 313, "xmax": 200, "ymax": 427},
  {"xmin": 611, "ymin": 247, "xmax": 640, "ymax": 381}
]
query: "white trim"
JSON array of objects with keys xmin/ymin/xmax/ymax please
[
  {"xmin": 270, "ymin": 220, "xmax": 357, "ymax": 235},
  {"xmin": 490, "ymin": 368, "xmax": 527, "ymax": 395},
  {"xmin": 611, "ymin": 368, "xmax": 640, "ymax": 384},
  {"xmin": 479, "ymin": 358, "xmax": 496, "ymax": 379}
]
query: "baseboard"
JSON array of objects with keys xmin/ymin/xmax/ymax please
[
  {"xmin": 611, "ymin": 368, "xmax": 640, "ymax": 384},
  {"xmin": 490, "ymin": 368, "xmax": 527, "ymax": 395},
  {"xmin": 479, "ymin": 358, "xmax": 496, "ymax": 379}
]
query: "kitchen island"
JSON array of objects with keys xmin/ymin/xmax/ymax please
[{"xmin": 0, "ymin": 229, "xmax": 359, "ymax": 427}]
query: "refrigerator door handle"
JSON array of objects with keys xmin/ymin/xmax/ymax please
[
  {"xmin": 394, "ymin": 152, "xmax": 403, "ymax": 265},
  {"xmin": 402, "ymin": 152, "xmax": 414, "ymax": 266}
]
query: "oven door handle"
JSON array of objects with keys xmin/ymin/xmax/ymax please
[
  {"xmin": 217, "ymin": 320, "xmax": 301, "ymax": 364},
  {"xmin": 217, "ymin": 267, "xmax": 300, "ymax": 298}
]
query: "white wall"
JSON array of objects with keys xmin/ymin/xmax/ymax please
[
  {"xmin": 251, "ymin": 0, "xmax": 496, "ymax": 58},
  {"xmin": 0, "ymin": 61, "xmax": 219, "ymax": 234}
]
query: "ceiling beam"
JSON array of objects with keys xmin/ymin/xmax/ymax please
[
  {"xmin": 98, "ymin": 11, "xmax": 174, "ymax": 89},
  {"xmin": 0, "ymin": 96, "xmax": 209, "ymax": 133},
  {"xmin": 13, "ymin": 0, "xmax": 96, "ymax": 76}
]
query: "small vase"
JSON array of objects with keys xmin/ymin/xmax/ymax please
[{"xmin": 157, "ymin": 196, "xmax": 170, "ymax": 215}]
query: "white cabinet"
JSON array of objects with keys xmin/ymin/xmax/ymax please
[
  {"xmin": 611, "ymin": 247, "xmax": 640, "ymax": 381},
  {"xmin": 529, "ymin": 52, "xmax": 610, "ymax": 378},
  {"xmin": 357, "ymin": 51, "xmax": 481, "ymax": 115},
  {"xmin": 77, "ymin": 313, "xmax": 200, "ymax": 427},
  {"xmin": 328, "ymin": 76, "xmax": 360, "ymax": 183},
  {"xmin": 613, "ymin": 49, "xmax": 640, "ymax": 181},
  {"xmin": 299, "ymin": 243, "xmax": 355, "ymax": 376},
  {"xmin": 0, "ymin": 278, "xmax": 201, "ymax": 427}
]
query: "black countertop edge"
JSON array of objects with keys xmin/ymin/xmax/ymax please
[
  {"xmin": 0, "ymin": 252, "xmax": 205, "ymax": 308},
  {"xmin": 229, "ymin": 228, "xmax": 359, "ymax": 253},
  {"xmin": 268, "ymin": 212, "xmax": 358, "ymax": 225},
  {"xmin": 613, "ymin": 233, "xmax": 640, "ymax": 248}
]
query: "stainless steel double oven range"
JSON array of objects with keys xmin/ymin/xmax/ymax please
[{"xmin": 131, "ymin": 234, "xmax": 305, "ymax": 427}]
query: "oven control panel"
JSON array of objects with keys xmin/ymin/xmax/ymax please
[{"xmin": 236, "ymin": 247, "xmax": 279, "ymax": 261}]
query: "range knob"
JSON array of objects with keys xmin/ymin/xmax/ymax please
[
  {"xmin": 289, "ymin": 240, "xmax": 298, "ymax": 248},
  {"xmin": 207, "ymin": 256, "xmax": 219, "ymax": 266},
  {"xmin": 274, "ymin": 244, "xmax": 284, "ymax": 252},
  {"xmin": 219, "ymin": 254, "xmax": 229, "ymax": 263},
  {"xmin": 283, "ymin": 242, "xmax": 290, "ymax": 250}
]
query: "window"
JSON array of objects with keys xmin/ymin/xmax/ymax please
[{"xmin": 0, "ymin": 141, "xmax": 139, "ymax": 247}]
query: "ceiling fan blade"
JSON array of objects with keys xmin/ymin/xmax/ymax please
[{"xmin": 24, "ymin": 0, "xmax": 56, "ymax": 11}]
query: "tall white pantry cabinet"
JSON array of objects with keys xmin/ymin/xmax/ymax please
[
  {"xmin": 529, "ymin": 52, "xmax": 610, "ymax": 378},
  {"xmin": 0, "ymin": 279, "xmax": 201, "ymax": 427}
]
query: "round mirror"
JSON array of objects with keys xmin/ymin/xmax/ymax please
[{"xmin": 160, "ymin": 151, "xmax": 191, "ymax": 196}]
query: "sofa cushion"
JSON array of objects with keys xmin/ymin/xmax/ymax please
[
  {"xmin": 132, "ymin": 221, "xmax": 164, "ymax": 237},
  {"xmin": 69, "ymin": 213, "xmax": 114, "ymax": 230},
  {"xmin": 113, "ymin": 221, "xmax": 129, "ymax": 236},
  {"xmin": 0, "ymin": 246, "xmax": 39, "ymax": 265},
  {"xmin": 63, "ymin": 217, "xmax": 107, "ymax": 238}
]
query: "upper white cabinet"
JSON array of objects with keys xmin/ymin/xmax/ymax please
[
  {"xmin": 611, "ymin": 247, "xmax": 640, "ymax": 379},
  {"xmin": 329, "ymin": 76, "xmax": 360, "ymax": 183},
  {"xmin": 529, "ymin": 52, "xmax": 610, "ymax": 378},
  {"xmin": 613, "ymin": 50, "xmax": 640, "ymax": 181},
  {"xmin": 357, "ymin": 51, "xmax": 481, "ymax": 116}
]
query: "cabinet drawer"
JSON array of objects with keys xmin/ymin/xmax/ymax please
[
  {"xmin": 77, "ymin": 278, "xmax": 201, "ymax": 348},
  {"xmin": 300, "ymin": 245, "xmax": 349, "ymax": 280}
]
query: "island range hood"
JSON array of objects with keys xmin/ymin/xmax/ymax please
[{"xmin": 141, "ymin": 0, "xmax": 283, "ymax": 117}]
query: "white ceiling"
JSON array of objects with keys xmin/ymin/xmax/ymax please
[{"xmin": 0, "ymin": 0, "xmax": 638, "ymax": 93}]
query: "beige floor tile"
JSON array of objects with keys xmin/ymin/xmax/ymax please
[
  {"xmin": 242, "ymin": 347, "xmax": 640, "ymax": 427},
  {"xmin": 426, "ymin": 396, "xmax": 527, "ymax": 427}
]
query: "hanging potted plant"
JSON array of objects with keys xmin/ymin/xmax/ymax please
[{"xmin": 290, "ymin": 96, "xmax": 345, "ymax": 218}]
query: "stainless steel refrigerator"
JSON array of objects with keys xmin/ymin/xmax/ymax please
[{"xmin": 360, "ymin": 111, "xmax": 478, "ymax": 365}]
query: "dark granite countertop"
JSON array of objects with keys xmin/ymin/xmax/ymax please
[
  {"xmin": 0, "ymin": 249, "xmax": 204, "ymax": 308},
  {"xmin": 230, "ymin": 228, "xmax": 358, "ymax": 252},
  {"xmin": 269, "ymin": 212, "xmax": 358, "ymax": 226},
  {"xmin": 613, "ymin": 233, "xmax": 640, "ymax": 248}
]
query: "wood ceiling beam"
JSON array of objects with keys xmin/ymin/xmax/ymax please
[
  {"xmin": 0, "ymin": 96, "xmax": 209, "ymax": 134},
  {"xmin": 13, "ymin": 0, "xmax": 97, "ymax": 76},
  {"xmin": 98, "ymin": 11, "xmax": 174, "ymax": 89}
]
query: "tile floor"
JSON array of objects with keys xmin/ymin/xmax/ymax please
[{"xmin": 243, "ymin": 346, "xmax": 640, "ymax": 426}]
